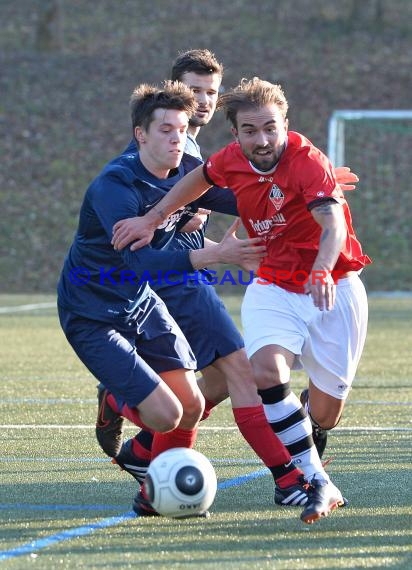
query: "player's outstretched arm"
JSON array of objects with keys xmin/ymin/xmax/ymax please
[
  {"xmin": 334, "ymin": 166, "xmax": 359, "ymax": 191},
  {"xmin": 189, "ymin": 218, "xmax": 266, "ymax": 272},
  {"xmin": 112, "ymin": 165, "xmax": 211, "ymax": 251}
]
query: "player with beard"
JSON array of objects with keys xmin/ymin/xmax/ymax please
[{"xmin": 111, "ymin": 77, "xmax": 370, "ymax": 524}]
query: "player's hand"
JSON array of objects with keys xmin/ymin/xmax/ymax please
[
  {"xmin": 304, "ymin": 270, "xmax": 336, "ymax": 311},
  {"xmin": 334, "ymin": 166, "xmax": 359, "ymax": 191},
  {"xmin": 217, "ymin": 218, "xmax": 266, "ymax": 272},
  {"xmin": 112, "ymin": 216, "xmax": 155, "ymax": 251},
  {"xmin": 179, "ymin": 209, "xmax": 211, "ymax": 233}
]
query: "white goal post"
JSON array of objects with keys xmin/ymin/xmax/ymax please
[
  {"xmin": 327, "ymin": 109, "xmax": 412, "ymax": 291},
  {"xmin": 328, "ymin": 109, "xmax": 412, "ymax": 166}
]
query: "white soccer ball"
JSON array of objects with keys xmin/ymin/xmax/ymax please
[{"xmin": 144, "ymin": 447, "xmax": 217, "ymax": 518}]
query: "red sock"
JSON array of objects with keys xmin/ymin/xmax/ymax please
[
  {"xmin": 233, "ymin": 405, "xmax": 291, "ymax": 467},
  {"xmin": 276, "ymin": 469, "xmax": 305, "ymax": 489},
  {"xmin": 105, "ymin": 392, "xmax": 149, "ymax": 430},
  {"xmin": 106, "ymin": 393, "xmax": 122, "ymax": 414},
  {"xmin": 118, "ymin": 407, "xmax": 146, "ymax": 430},
  {"xmin": 151, "ymin": 427, "xmax": 198, "ymax": 460},
  {"xmin": 200, "ymin": 398, "xmax": 216, "ymax": 422},
  {"xmin": 131, "ymin": 437, "xmax": 152, "ymax": 462},
  {"xmin": 121, "ymin": 405, "xmax": 148, "ymax": 429}
]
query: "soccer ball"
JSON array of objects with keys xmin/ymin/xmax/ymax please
[{"xmin": 144, "ymin": 447, "xmax": 217, "ymax": 518}]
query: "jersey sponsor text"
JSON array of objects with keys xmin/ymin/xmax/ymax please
[{"xmin": 248, "ymin": 213, "xmax": 286, "ymax": 234}]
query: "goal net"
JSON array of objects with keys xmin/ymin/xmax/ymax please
[{"xmin": 328, "ymin": 110, "xmax": 412, "ymax": 292}]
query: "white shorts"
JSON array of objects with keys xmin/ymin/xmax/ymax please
[{"xmin": 241, "ymin": 275, "xmax": 368, "ymax": 399}]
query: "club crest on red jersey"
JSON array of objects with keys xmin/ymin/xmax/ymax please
[{"xmin": 269, "ymin": 184, "xmax": 284, "ymax": 211}]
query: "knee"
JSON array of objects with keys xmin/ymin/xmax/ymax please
[
  {"xmin": 308, "ymin": 397, "xmax": 344, "ymax": 430},
  {"xmin": 200, "ymin": 383, "xmax": 228, "ymax": 405},
  {"xmin": 143, "ymin": 401, "xmax": 183, "ymax": 433},
  {"xmin": 251, "ymin": 363, "xmax": 283, "ymax": 389},
  {"xmin": 311, "ymin": 412, "xmax": 341, "ymax": 431},
  {"xmin": 180, "ymin": 390, "xmax": 205, "ymax": 428},
  {"xmin": 250, "ymin": 352, "xmax": 290, "ymax": 388},
  {"xmin": 181, "ymin": 392, "xmax": 204, "ymax": 424},
  {"xmin": 198, "ymin": 369, "xmax": 229, "ymax": 404},
  {"xmin": 153, "ymin": 413, "xmax": 182, "ymax": 433}
]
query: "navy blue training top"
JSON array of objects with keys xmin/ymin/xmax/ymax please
[
  {"xmin": 57, "ymin": 150, "xmax": 237, "ymax": 325},
  {"xmin": 122, "ymin": 139, "xmax": 238, "ymax": 252}
]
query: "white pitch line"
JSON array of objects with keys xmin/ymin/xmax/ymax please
[
  {"xmin": 9, "ymin": 393, "xmax": 408, "ymax": 407},
  {"xmin": 0, "ymin": 456, "xmax": 262, "ymax": 465},
  {"xmin": 0, "ymin": 424, "xmax": 238, "ymax": 430},
  {"xmin": 0, "ymin": 302, "xmax": 56, "ymax": 313},
  {"xmin": 0, "ymin": 424, "xmax": 411, "ymax": 432}
]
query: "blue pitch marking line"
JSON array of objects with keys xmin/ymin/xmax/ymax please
[
  {"xmin": 0, "ymin": 513, "xmax": 136, "ymax": 561},
  {"xmin": 0, "ymin": 468, "xmax": 268, "ymax": 562},
  {"xmin": 217, "ymin": 467, "xmax": 268, "ymax": 489}
]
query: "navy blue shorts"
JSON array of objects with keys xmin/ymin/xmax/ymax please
[
  {"xmin": 153, "ymin": 277, "xmax": 244, "ymax": 370},
  {"xmin": 58, "ymin": 291, "xmax": 197, "ymax": 409}
]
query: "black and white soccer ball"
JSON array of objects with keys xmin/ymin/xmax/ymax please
[{"xmin": 144, "ymin": 448, "xmax": 217, "ymax": 518}]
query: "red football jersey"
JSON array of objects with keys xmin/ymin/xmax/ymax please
[{"xmin": 204, "ymin": 131, "xmax": 371, "ymax": 293}]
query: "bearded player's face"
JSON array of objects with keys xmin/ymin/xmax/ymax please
[{"xmin": 233, "ymin": 104, "xmax": 288, "ymax": 172}]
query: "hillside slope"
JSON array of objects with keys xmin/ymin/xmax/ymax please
[{"xmin": 1, "ymin": 0, "xmax": 411, "ymax": 291}]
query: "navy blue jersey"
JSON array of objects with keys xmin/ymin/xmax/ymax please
[
  {"xmin": 58, "ymin": 151, "xmax": 237, "ymax": 325},
  {"xmin": 122, "ymin": 139, "xmax": 238, "ymax": 252},
  {"xmin": 58, "ymin": 153, "xmax": 195, "ymax": 325}
]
